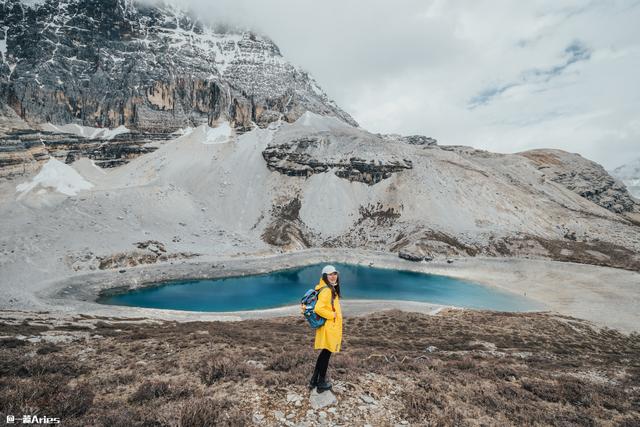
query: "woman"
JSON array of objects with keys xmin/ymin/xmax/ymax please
[{"xmin": 309, "ymin": 264, "xmax": 343, "ymax": 392}]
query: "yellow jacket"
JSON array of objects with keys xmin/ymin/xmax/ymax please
[{"xmin": 313, "ymin": 279, "xmax": 343, "ymax": 352}]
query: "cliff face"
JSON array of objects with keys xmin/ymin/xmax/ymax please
[
  {"xmin": 519, "ymin": 149, "xmax": 639, "ymax": 214},
  {"xmin": 262, "ymin": 113, "xmax": 416, "ymax": 185},
  {"xmin": 0, "ymin": 0, "xmax": 356, "ymax": 132}
]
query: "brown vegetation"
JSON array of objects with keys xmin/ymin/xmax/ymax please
[{"xmin": 0, "ymin": 309, "xmax": 638, "ymax": 426}]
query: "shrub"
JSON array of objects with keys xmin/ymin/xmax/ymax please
[
  {"xmin": 129, "ymin": 380, "xmax": 192, "ymax": 403},
  {"xmin": 265, "ymin": 349, "xmax": 310, "ymax": 372},
  {"xmin": 129, "ymin": 381, "xmax": 171, "ymax": 403},
  {"xmin": 52, "ymin": 384, "xmax": 95, "ymax": 418},
  {"xmin": 198, "ymin": 357, "xmax": 251, "ymax": 386},
  {"xmin": 0, "ymin": 337, "xmax": 27, "ymax": 348},
  {"xmin": 180, "ymin": 398, "xmax": 250, "ymax": 427},
  {"xmin": 17, "ymin": 356, "xmax": 85, "ymax": 378},
  {"xmin": 522, "ymin": 379, "xmax": 562, "ymax": 403},
  {"xmin": 36, "ymin": 344, "xmax": 62, "ymax": 355},
  {"xmin": 402, "ymin": 388, "xmax": 444, "ymax": 421}
]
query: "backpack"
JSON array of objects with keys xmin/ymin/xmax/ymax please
[{"xmin": 300, "ymin": 285, "xmax": 335, "ymax": 329}]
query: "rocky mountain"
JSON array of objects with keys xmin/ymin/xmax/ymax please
[
  {"xmin": 0, "ymin": 0, "xmax": 639, "ymax": 310},
  {"xmin": 0, "ymin": 0, "xmax": 356, "ymax": 133},
  {"xmin": 611, "ymin": 158, "xmax": 640, "ymax": 200},
  {"xmin": 518, "ymin": 149, "xmax": 638, "ymax": 214}
]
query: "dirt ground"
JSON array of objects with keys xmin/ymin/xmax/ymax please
[{"xmin": 1, "ymin": 309, "xmax": 639, "ymax": 426}]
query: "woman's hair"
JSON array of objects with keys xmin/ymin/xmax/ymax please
[{"xmin": 321, "ymin": 273, "xmax": 341, "ymax": 298}]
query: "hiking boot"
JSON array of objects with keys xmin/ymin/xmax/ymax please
[
  {"xmin": 316, "ymin": 376, "xmax": 332, "ymax": 392},
  {"xmin": 308, "ymin": 369, "xmax": 320, "ymax": 390}
]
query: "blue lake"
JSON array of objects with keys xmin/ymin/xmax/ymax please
[{"xmin": 98, "ymin": 263, "xmax": 543, "ymax": 312}]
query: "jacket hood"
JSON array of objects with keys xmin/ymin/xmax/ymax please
[{"xmin": 314, "ymin": 279, "xmax": 327, "ymax": 291}]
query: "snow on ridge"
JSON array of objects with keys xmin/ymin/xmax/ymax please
[
  {"xmin": 16, "ymin": 158, "xmax": 94, "ymax": 197},
  {"xmin": 40, "ymin": 123, "xmax": 130, "ymax": 139},
  {"xmin": 0, "ymin": 27, "xmax": 7, "ymax": 59},
  {"xmin": 295, "ymin": 111, "xmax": 356, "ymax": 132},
  {"xmin": 172, "ymin": 122, "xmax": 233, "ymax": 145},
  {"xmin": 201, "ymin": 122, "xmax": 233, "ymax": 144}
]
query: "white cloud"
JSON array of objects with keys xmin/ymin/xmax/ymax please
[{"xmin": 154, "ymin": 0, "xmax": 640, "ymax": 169}]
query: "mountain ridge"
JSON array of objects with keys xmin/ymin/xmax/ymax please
[{"xmin": 0, "ymin": 0, "xmax": 356, "ymax": 131}]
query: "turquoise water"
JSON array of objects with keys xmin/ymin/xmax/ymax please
[{"xmin": 98, "ymin": 263, "xmax": 542, "ymax": 312}]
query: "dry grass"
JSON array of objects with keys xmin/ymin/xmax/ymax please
[{"xmin": 0, "ymin": 309, "xmax": 638, "ymax": 426}]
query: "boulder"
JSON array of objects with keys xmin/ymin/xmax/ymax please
[{"xmin": 309, "ymin": 389, "xmax": 337, "ymax": 410}]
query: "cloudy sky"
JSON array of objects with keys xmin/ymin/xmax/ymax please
[{"xmin": 177, "ymin": 0, "xmax": 639, "ymax": 170}]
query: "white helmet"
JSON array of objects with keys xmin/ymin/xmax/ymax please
[{"xmin": 321, "ymin": 265, "xmax": 338, "ymax": 275}]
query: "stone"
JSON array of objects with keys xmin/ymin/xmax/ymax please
[
  {"xmin": 360, "ymin": 394, "xmax": 377, "ymax": 405},
  {"xmin": 332, "ymin": 383, "xmax": 347, "ymax": 393},
  {"xmin": 252, "ymin": 413, "xmax": 265, "ymax": 424},
  {"xmin": 273, "ymin": 410, "xmax": 285, "ymax": 421},
  {"xmin": 246, "ymin": 360, "xmax": 265, "ymax": 369},
  {"xmin": 398, "ymin": 250, "xmax": 424, "ymax": 262},
  {"xmin": 309, "ymin": 389, "xmax": 337, "ymax": 410},
  {"xmin": 425, "ymin": 345, "xmax": 438, "ymax": 353},
  {"xmin": 287, "ymin": 392, "xmax": 303, "ymax": 403},
  {"xmin": 468, "ymin": 340, "xmax": 497, "ymax": 351}
]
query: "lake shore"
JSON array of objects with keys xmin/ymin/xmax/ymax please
[{"xmin": 4, "ymin": 249, "xmax": 636, "ymax": 333}]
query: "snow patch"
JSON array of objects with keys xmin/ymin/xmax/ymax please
[
  {"xmin": 295, "ymin": 111, "xmax": 355, "ymax": 132},
  {"xmin": 299, "ymin": 172, "xmax": 363, "ymax": 236},
  {"xmin": 0, "ymin": 27, "xmax": 7, "ymax": 60},
  {"xmin": 16, "ymin": 158, "xmax": 94, "ymax": 197},
  {"xmin": 174, "ymin": 122, "xmax": 233, "ymax": 145},
  {"xmin": 20, "ymin": 0, "xmax": 48, "ymax": 8},
  {"xmin": 202, "ymin": 122, "xmax": 233, "ymax": 144},
  {"xmin": 40, "ymin": 123, "xmax": 130, "ymax": 139},
  {"xmin": 71, "ymin": 158, "xmax": 108, "ymax": 183}
]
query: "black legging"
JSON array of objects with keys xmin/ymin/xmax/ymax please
[{"xmin": 314, "ymin": 349, "xmax": 332, "ymax": 378}]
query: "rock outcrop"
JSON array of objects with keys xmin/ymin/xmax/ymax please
[
  {"xmin": 0, "ymin": 0, "xmax": 356, "ymax": 132},
  {"xmin": 379, "ymin": 133, "xmax": 437, "ymax": 146},
  {"xmin": 519, "ymin": 149, "xmax": 639, "ymax": 214},
  {"xmin": 263, "ymin": 113, "xmax": 414, "ymax": 185},
  {"xmin": 64, "ymin": 240, "xmax": 198, "ymax": 272},
  {"xmin": 0, "ymin": 128, "xmax": 173, "ymax": 179}
]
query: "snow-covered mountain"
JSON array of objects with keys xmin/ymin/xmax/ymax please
[
  {"xmin": 611, "ymin": 158, "xmax": 640, "ymax": 199},
  {"xmin": 0, "ymin": 0, "xmax": 355, "ymax": 131},
  {"xmin": 0, "ymin": 0, "xmax": 639, "ymax": 306}
]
